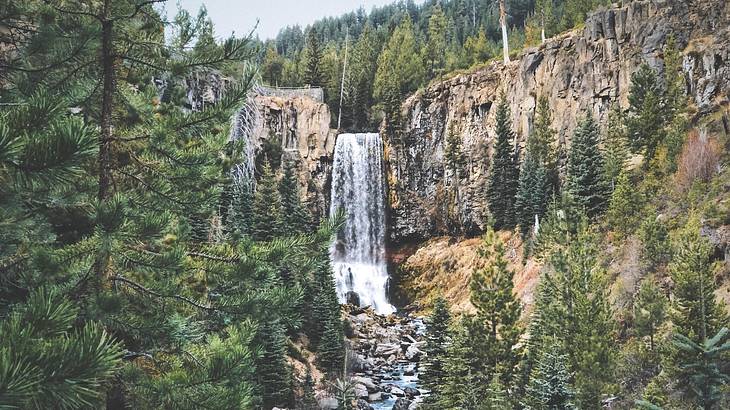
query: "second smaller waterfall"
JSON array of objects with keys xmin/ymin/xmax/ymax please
[{"xmin": 330, "ymin": 133, "xmax": 394, "ymax": 315}]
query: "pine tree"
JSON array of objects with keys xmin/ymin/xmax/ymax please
[
  {"xmin": 426, "ymin": 4, "xmax": 448, "ymax": 78},
  {"xmin": 262, "ymin": 43, "xmax": 285, "ymax": 86},
  {"xmin": 312, "ymin": 250, "xmax": 345, "ymax": 374},
  {"xmin": 470, "ymin": 229, "xmax": 523, "ymax": 387},
  {"xmin": 487, "ymin": 95, "xmax": 520, "ymax": 229},
  {"xmin": 374, "ymin": 15, "xmax": 424, "ymax": 99},
  {"xmin": 0, "ymin": 288, "xmax": 122, "ymax": 408},
  {"xmin": 303, "ymin": 28, "xmax": 324, "ymax": 87},
  {"xmin": 252, "ymin": 160, "xmax": 283, "ymax": 241},
  {"xmin": 485, "ymin": 372, "xmax": 511, "ymax": 409},
  {"xmin": 348, "ymin": 24, "xmax": 378, "ymax": 130},
  {"xmin": 671, "ymin": 328, "xmax": 730, "ymax": 409},
  {"xmin": 638, "ymin": 213, "xmax": 670, "ymax": 269},
  {"xmin": 524, "ymin": 338, "xmax": 576, "ymax": 410},
  {"xmin": 516, "ymin": 151, "xmax": 548, "ymax": 239},
  {"xmin": 602, "ymin": 103, "xmax": 629, "ymax": 191},
  {"xmin": 566, "ymin": 113, "xmax": 608, "ymax": 218},
  {"xmin": 668, "ymin": 219, "xmax": 728, "ymax": 343},
  {"xmin": 627, "ymin": 64, "xmax": 667, "ymax": 163},
  {"xmin": 535, "ymin": 222, "xmax": 616, "ymax": 408},
  {"xmin": 258, "ymin": 319, "xmax": 294, "ymax": 409},
  {"xmin": 663, "ymin": 36, "xmax": 690, "ymax": 168},
  {"xmin": 445, "ymin": 125, "xmax": 466, "ymax": 233},
  {"xmin": 301, "ymin": 370, "xmax": 319, "ymax": 410},
  {"xmin": 439, "ymin": 316, "xmax": 482, "ymax": 409},
  {"xmin": 278, "ymin": 159, "xmax": 311, "ymax": 235},
  {"xmin": 606, "ymin": 170, "xmax": 644, "ymax": 238},
  {"xmin": 422, "ymin": 296, "xmax": 452, "ymax": 405},
  {"xmin": 634, "ymin": 280, "xmax": 668, "ymax": 351},
  {"xmin": 463, "ymin": 28, "xmax": 493, "ymax": 66}
]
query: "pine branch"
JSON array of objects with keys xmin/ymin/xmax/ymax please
[{"xmin": 111, "ymin": 275, "xmax": 215, "ymax": 311}]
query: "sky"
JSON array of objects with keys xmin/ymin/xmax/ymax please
[{"xmin": 168, "ymin": 0, "xmax": 424, "ymax": 41}]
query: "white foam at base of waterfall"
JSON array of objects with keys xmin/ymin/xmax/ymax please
[
  {"xmin": 333, "ymin": 262, "xmax": 395, "ymax": 315},
  {"xmin": 330, "ymin": 133, "xmax": 395, "ymax": 315}
]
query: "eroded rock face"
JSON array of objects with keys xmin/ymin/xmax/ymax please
[
  {"xmin": 184, "ymin": 76, "xmax": 337, "ymax": 221},
  {"xmin": 385, "ymin": 0, "xmax": 730, "ymax": 243},
  {"xmin": 252, "ymin": 95, "xmax": 337, "ymax": 220}
]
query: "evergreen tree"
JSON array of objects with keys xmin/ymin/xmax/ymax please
[
  {"xmin": 566, "ymin": 113, "xmax": 608, "ymax": 218},
  {"xmin": 668, "ymin": 219, "xmax": 728, "ymax": 343},
  {"xmin": 262, "ymin": 43, "xmax": 285, "ymax": 86},
  {"xmin": 278, "ymin": 159, "xmax": 311, "ymax": 235},
  {"xmin": 303, "ymin": 28, "xmax": 325, "ymax": 87},
  {"xmin": 606, "ymin": 170, "xmax": 644, "ymax": 238},
  {"xmin": 463, "ymin": 28, "xmax": 493, "ymax": 66},
  {"xmin": 487, "ymin": 95, "xmax": 520, "ymax": 229},
  {"xmin": 485, "ymin": 372, "xmax": 511, "ymax": 409},
  {"xmin": 663, "ymin": 36, "xmax": 690, "ymax": 168},
  {"xmin": 470, "ymin": 229, "xmax": 524, "ymax": 387},
  {"xmin": 258, "ymin": 319, "xmax": 294, "ymax": 409},
  {"xmin": 671, "ymin": 328, "xmax": 730, "ymax": 409},
  {"xmin": 516, "ymin": 151, "xmax": 548, "ymax": 239},
  {"xmin": 535, "ymin": 222, "xmax": 616, "ymax": 408},
  {"xmin": 602, "ymin": 103, "xmax": 629, "ymax": 191},
  {"xmin": 301, "ymin": 370, "xmax": 319, "ymax": 410},
  {"xmin": 627, "ymin": 64, "xmax": 667, "ymax": 163},
  {"xmin": 439, "ymin": 316, "xmax": 482, "ymax": 409},
  {"xmin": 252, "ymin": 160, "xmax": 283, "ymax": 241},
  {"xmin": 638, "ymin": 213, "xmax": 670, "ymax": 269},
  {"xmin": 634, "ymin": 280, "xmax": 668, "ymax": 351},
  {"xmin": 348, "ymin": 25, "xmax": 378, "ymax": 130},
  {"xmin": 374, "ymin": 15, "xmax": 424, "ymax": 99},
  {"xmin": 445, "ymin": 125, "xmax": 466, "ymax": 233},
  {"xmin": 422, "ymin": 296, "xmax": 452, "ymax": 405},
  {"xmin": 524, "ymin": 338, "xmax": 576, "ymax": 410},
  {"xmin": 0, "ymin": 288, "xmax": 122, "ymax": 408},
  {"xmin": 426, "ymin": 4, "xmax": 449, "ymax": 78},
  {"xmin": 312, "ymin": 250, "xmax": 345, "ymax": 374}
]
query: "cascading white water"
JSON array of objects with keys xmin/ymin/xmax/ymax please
[{"xmin": 330, "ymin": 133, "xmax": 395, "ymax": 315}]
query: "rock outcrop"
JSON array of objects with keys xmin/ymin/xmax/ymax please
[
  {"xmin": 385, "ymin": 0, "xmax": 730, "ymax": 243},
  {"xmin": 251, "ymin": 94, "xmax": 336, "ymax": 219},
  {"xmin": 184, "ymin": 74, "xmax": 336, "ymax": 220}
]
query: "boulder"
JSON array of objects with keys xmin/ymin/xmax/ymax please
[
  {"xmin": 346, "ymin": 291, "xmax": 361, "ymax": 306},
  {"xmin": 404, "ymin": 387, "xmax": 421, "ymax": 398},
  {"xmin": 405, "ymin": 344, "xmax": 421, "ymax": 361},
  {"xmin": 356, "ymin": 399, "xmax": 373, "ymax": 410},
  {"xmin": 408, "ymin": 402, "xmax": 420, "ymax": 410},
  {"xmin": 354, "ymin": 384, "xmax": 369, "ymax": 399},
  {"xmin": 368, "ymin": 392, "xmax": 382, "ymax": 402},
  {"xmin": 318, "ymin": 397, "xmax": 338, "ymax": 410},
  {"xmin": 393, "ymin": 397, "xmax": 412, "ymax": 410},
  {"xmin": 352, "ymin": 376, "xmax": 378, "ymax": 393},
  {"xmin": 390, "ymin": 386, "xmax": 405, "ymax": 396},
  {"xmin": 375, "ymin": 343, "xmax": 399, "ymax": 357}
]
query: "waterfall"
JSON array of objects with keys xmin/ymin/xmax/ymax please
[{"xmin": 330, "ymin": 133, "xmax": 395, "ymax": 315}]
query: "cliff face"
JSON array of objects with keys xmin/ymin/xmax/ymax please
[
  {"xmin": 385, "ymin": 0, "xmax": 730, "ymax": 243},
  {"xmin": 185, "ymin": 76, "xmax": 337, "ymax": 220},
  {"xmin": 251, "ymin": 94, "xmax": 336, "ymax": 219}
]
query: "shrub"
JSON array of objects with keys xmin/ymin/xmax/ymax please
[{"xmin": 675, "ymin": 130, "xmax": 721, "ymax": 192}]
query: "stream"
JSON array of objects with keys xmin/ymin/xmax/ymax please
[{"xmin": 345, "ymin": 309, "xmax": 428, "ymax": 410}]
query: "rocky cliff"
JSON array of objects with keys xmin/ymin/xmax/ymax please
[
  {"xmin": 385, "ymin": 0, "xmax": 730, "ymax": 243},
  {"xmin": 185, "ymin": 75, "xmax": 337, "ymax": 220},
  {"xmin": 250, "ymin": 94, "xmax": 336, "ymax": 219}
]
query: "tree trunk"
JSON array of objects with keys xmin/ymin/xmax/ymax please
[
  {"xmin": 499, "ymin": 0, "xmax": 510, "ymax": 64},
  {"xmin": 99, "ymin": 15, "xmax": 114, "ymax": 201},
  {"xmin": 96, "ymin": 0, "xmax": 115, "ymax": 283}
]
